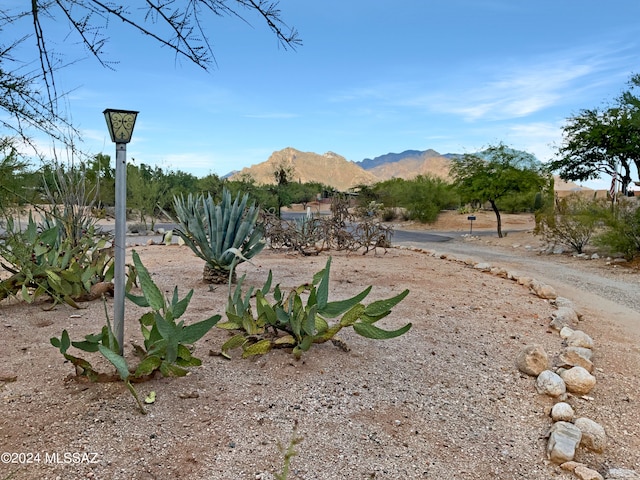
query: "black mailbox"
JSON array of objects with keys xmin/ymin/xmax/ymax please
[{"xmin": 467, "ymin": 215, "xmax": 476, "ymax": 221}]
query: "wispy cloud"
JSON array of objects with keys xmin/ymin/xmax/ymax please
[{"xmin": 329, "ymin": 43, "xmax": 635, "ymax": 124}]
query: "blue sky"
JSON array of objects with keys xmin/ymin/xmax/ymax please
[{"xmin": 10, "ymin": 1, "xmax": 640, "ymax": 188}]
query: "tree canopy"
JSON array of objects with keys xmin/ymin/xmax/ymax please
[
  {"xmin": 549, "ymin": 74, "xmax": 640, "ymax": 194},
  {"xmin": 451, "ymin": 143, "xmax": 550, "ymax": 238},
  {"xmin": 1, "ymin": 1, "xmax": 300, "ymax": 152}
]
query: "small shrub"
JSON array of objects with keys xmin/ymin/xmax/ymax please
[
  {"xmin": 537, "ymin": 195, "xmax": 606, "ymax": 253},
  {"xmin": 594, "ymin": 200, "xmax": 640, "ymax": 259}
]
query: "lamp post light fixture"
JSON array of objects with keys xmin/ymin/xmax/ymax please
[{"xmin": 103, "ymin": 108, "xmax": 138, "ymax": 354}]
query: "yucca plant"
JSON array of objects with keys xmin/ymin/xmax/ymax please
[{"xmin": 173, "ymin": 189, "xmax": 265, "ymax": 284}]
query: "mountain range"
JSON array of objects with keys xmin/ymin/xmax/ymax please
[{"xmin": 229, "ymin": 147, "xmax": 457, "ymax": 191}]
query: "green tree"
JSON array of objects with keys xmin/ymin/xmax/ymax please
[
  {"xmin": 372, "ymin": 175, "xmax": 456, "ymax": 223},
  {"xmin": 126, "ymin": 162, "xmax": 167, "ymax": 230},
  {"xmin": 0, "ymin": 138, "xmax": 32, "ymax": 208},
  {"xmin": 271, "ymin": 162, "xmax": 295, "ymax": 217},
  {"xmin": 451, "ymin": 144, "xmax": 550, "ymax": 238},
  {"xmin": 549, "ymin": 74, "xmax": 640, "ymax": 194}
]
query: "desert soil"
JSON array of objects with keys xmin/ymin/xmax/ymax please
[{"xmin": 1, "ymin": 211, "xmax": 639, "ymax": 480}]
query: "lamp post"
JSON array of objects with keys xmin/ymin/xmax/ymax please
[{"xmin": 103, "ymin": 108, "xmax": 138, "ymax": 354}]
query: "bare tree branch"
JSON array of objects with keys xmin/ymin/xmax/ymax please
[{"xmin": 1, "ymin": 0, "xmax": 301, "ymax": 155}]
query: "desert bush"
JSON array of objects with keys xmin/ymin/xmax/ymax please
[
  {"xmin": 594, "ymin": 199, "xmax": 640, "ymax": 259},
  {"xmin": 216, "ymin": 256, "xmax": 410, "ymax": 359},
  {"xmin": 370, "ymin": 176, "xmax": 456, "ymax": 224},
  {"xmin": 41, "ymin": 163, "xmax": 103, "ymax": 248},
  {"xmin": 537, "ymin": 195, "xmax": 606, "ymax": 253},
  {"xmin": 173, "ymin": 188, "xmax": 265, "ymax": 284}
]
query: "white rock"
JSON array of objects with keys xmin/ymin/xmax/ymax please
[
  {"xmin": 574, "ymin": 417, "xmax": 607, "ymax": 453},
  {"xmin": 567, "ymin": 330, "xmax": 595, "ymax": 349},
  {"xmin": 606, "ymin": 468, "xmax": 640, "ymax": 479},
  {"xmin": 554, "ymin": 307, "xmax": 579, "ymax": 326},
  {"xmin": 536, "ymin": 370, "xmax": 566, "ymax": 397},
  {"xmin": 560, "ymin": 326, "xmax": 575, "ymax": 339},
  {"xmin": 547, "ymin": 421, "xmax": 582, "ymax": 463},
  {"xmin": 474, "ymin": 262, "xmax": 492, "ymax": 271},
  {"xmin": 560, "ymin": 367, "xmax": 596, "ymax": 395},
  {"xmin": 551, "ymin": 402, "xmax": 574, "ymax": 422},
  {"xmin": 566, "ymin": 346, "xmax": 593, "ymax": 361}
]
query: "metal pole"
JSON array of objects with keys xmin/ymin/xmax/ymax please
[{"xmin": 114, "ymin": 142, "xmax": 127, "ymax": 354}]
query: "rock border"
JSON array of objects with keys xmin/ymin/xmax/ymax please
[{"xmin": 397, "ymin": 245, "xmax": 640, "ymax": 480}]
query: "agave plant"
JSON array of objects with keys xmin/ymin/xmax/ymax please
[{"xmin": 173, "ymin": 189, "xmax": 265, "ymax": 284}]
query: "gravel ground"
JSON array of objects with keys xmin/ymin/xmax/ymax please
[{"xmin": 1, "ymin": 213, "xmax": 639, "ymax": 480}]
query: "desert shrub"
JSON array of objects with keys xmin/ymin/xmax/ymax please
[
  {"xmin": 369, "ymin": 176, "xmax": 456, "ymax": 224},
  {"xmin": 537, "ymin": 194, "xmax": 606, "ymax": 253},
  {"xmin": 594, "ymin": 199, "xmax": 640, "ymax": 259}
]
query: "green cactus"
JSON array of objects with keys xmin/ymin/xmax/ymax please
[
  {"xmin": 173, "ymin": 189, "xmax": 265, "ymax": 284},
  {"xmin": 217, "ymin": 256, "xmax": 411, "ymax": 359}
]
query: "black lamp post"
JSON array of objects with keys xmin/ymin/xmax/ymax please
[{"xmin": 103, "ymin": 108, "xmax": 138, "ymax": 354}]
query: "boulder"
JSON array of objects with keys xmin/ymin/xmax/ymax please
[
  {"xmin": 516, "ymin": 345, "xmax": 549, "ymax": 376},
  {"xmin": 550, "ymin": 307, "xmax": 579, "ymax": 330},
  {"xmin": 551, "ymin": 402, "xmax": 574, "ymax": 422},
  {"xmin": 559, "ymin": 348, "xmax": 594, "ymax": 373},
  {"xmin": 575, "ymin": 465, "xmax": 604, "ymax": 480},
  {"xmin": 547, "ymin": 421, "xmax": 582, "ymax": 463},
  {"xmin": 606, "ymin": 468, "xmax": 640, "ymax": 479},
  {"xmin": 574, "ymin": 417, "xmax": 607, "ymax": 453},
  {"xmin": 561, "ymin": 367, "xmax": 597, "ymax": 395},
  {"xmin": 566, "ymin": 330, "xmax": 595, "ymax": 349},
  {"xmin": 536, "ymin": 370, "xmax": 566, "ymax": 397},
  {"xmin": 530, "ymin": 280, "xmax": 557, "ymax": 299}
]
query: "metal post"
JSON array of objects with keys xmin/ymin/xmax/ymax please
[{"xmin": 114, "ymin": 142, "xmax": 127, "ymax": 354}]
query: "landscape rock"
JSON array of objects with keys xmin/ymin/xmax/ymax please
[
  {"xmin": 575, "ymin": 464, "xmax": 605, "ymax": 480},
  {"xmin": 473, "ymin": 262, "xmax": 492, "ymax": 271},
  {"xmin": 547, "ymin": 421, "xmax": 582, "ymax": 463},
  {"xmin": 490, "ymin": 266, "xmax": 509, "ymax": 277},
  {"xmin": 561, "ymin": 461, "xmax": 582, "ymax": 472},
  {"xmin": 574, "ymin": 417, "xmax": 607, "ymax": 453},
  {"xmin": 560, "ymin": 326, "xmax": 575, "ymax": 339},
  {"xmin": 561, "ymin": 367, "xmax": 596, "ymax": 395},
  {"xmin": 559, "ymin": 348, "xmax": 594, "ymax": 373},
  {"xmin": 531, "ymin": 280, "xmax": 557, "ymax": 299},
  {"xmin": 516, "ymin": 276, "xmax": 534, "ymax": 287},
  {"xmin": 566, "ymin": 346, "xmax": 594, "ymax": 361},
  {"xmin": 551, "ymin": 402, "xmax": 574, "ymax": 422},
  {"xmin": 551, "ymin": 307, "xmax": 580, "ymax": 330},
  {"xmin": 566, "ymin": 330, "xmax": 595, "ymax": 349},
  {"xmin": 516, "ymin": 344, "xmax": 549, "ymax": 376},
  {"xmin": 536, "ymin": 370, "xmax": 566, "ymax": 397},
  {"xmin": 606, "ymin": 468, "xmax": 640, "ymax": 479}
]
